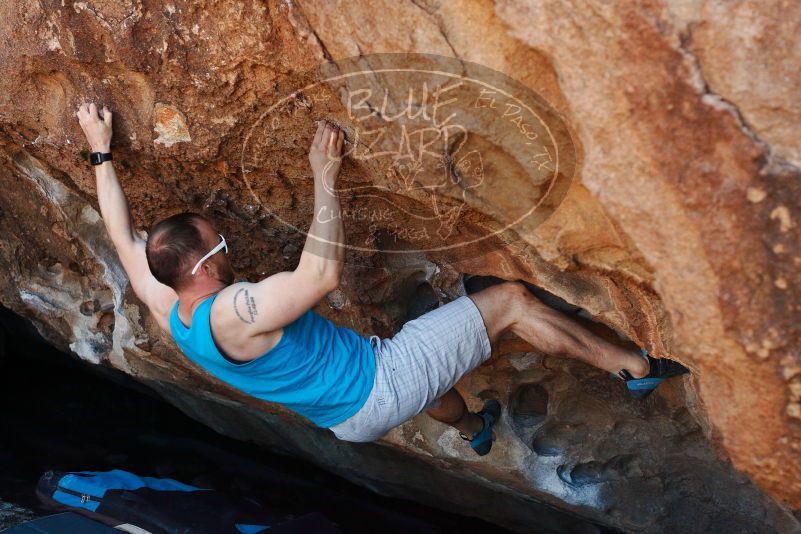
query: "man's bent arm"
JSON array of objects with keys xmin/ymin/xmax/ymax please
[{"xmin": 235, "ymin": 122, "xmax": 348, "ymax": 336}]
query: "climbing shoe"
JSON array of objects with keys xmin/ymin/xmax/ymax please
[
  {"xmin": 460, "ymin": 400, "xmax": 501, "ymax": 456},
  {"xmin": 619, "ymin": 349, "xmax": 690, "ymax": 399}
]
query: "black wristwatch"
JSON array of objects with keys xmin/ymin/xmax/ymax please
[{"xmin": 89, "ymin": 152, "xmax": 113, "ymax": 166}]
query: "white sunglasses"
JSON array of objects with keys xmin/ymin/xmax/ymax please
[{"xmin": 191, "ymin": 234, "xmax": 229, "ymax": 275}]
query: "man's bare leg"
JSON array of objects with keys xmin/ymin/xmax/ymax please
[
  {"xmin": 468, "ymin": 281, "xmax": 649, "ymax": 378},
  {"xmin": 426, "ymin": 388, "xmax": 484, "ymax": 436},
  {"xmin": 426, "ymin": 281, "xmax": 649, "ymax": 441}
]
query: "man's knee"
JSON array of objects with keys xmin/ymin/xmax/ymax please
[
  {"xmin": 502, "ymin": 281, "xmax": 543, "ymax": 313},
  {"xmin": 470, "ymin": 282, "xmax": 536, "ymax": 340},
  {"xmin": 475, "ymin": 280, "xmax": 527, "ymax": 303},
  {"xmin": 503, "ymin": 280, "xmax": 528, "ymax": 298}
]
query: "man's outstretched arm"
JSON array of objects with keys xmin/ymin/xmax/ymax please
[
  {"xmin": 297, "ymin": 120, "xmax": 347, "ymax": 283},
  {"xmin": 76, "ymin": 103, "xmax": 177, "ymax": 327}
]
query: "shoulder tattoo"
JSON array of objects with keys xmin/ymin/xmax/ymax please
[{"xmin": 233, "ymin": 287, "xmax": 258, "ymax": 324}]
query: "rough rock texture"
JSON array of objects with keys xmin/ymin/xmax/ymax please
[
  {"xmin": 0, "ymin": 501, "xmax": 36, "ymax": 530},
  {"xmin": 0, "ymin": 1, "xmax": 800, "ymax": 532}
]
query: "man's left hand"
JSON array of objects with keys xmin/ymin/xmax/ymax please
[{"xmin": 309, "ymin": 120, "xmax": 345, "ymax": 185}]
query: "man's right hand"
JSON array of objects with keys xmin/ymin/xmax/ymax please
[
  {"xmin": 76, "ymin": 102, "xmax": 113, "ymax": 153},
  {"xmin": 308, "ymin": 120, "xmax": 345, "ymax": 187}
]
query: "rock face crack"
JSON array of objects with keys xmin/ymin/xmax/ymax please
[
  {"xmin": 288, "ymin": 0, "xmax": 334, "ymax": 62},
  {"xmin": 677, "ymin": 25, "xmax": 800, "ymax": 174},
  {"xmin": 407, "ymin": 0, "xmax": 461, "ymax": 60}
]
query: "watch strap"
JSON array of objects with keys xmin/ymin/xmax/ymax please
[{"xmin": 89, "ymin": 152, "xmax": 113, "ymax": 166}]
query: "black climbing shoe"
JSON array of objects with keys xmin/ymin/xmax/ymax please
[
  {"xmin": 619, "ymin": 349, "xmax": 690, "ymax": 399},
  {"xmin": 459, "ymin": 400, "xmax": 501, "ymax": 456}
]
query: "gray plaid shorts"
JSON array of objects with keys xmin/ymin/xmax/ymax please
[{"xmin": 329, "ymin": 295, "xmax": 492, "ymax": 442}]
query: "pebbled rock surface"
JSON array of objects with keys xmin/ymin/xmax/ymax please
[
  {"xmin": 0, "ymin": 501, "xmax": 37, "ymax": 531},
  {"xmin": 0, "ymin": 1, "xmax": 799, "ymax": 532}
]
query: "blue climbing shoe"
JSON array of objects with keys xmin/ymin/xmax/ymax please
[
  {"xmin": 619, "ymin": 349, "xmax": 690, "ymax": 399},
  {"xmin": 460, "ymin": 400, "xmax": 501, "ymax": 456}
]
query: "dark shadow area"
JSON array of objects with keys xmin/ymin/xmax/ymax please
[{"xmin": 0, "ymin": 305, "xmax": 511, "ymax": 533}]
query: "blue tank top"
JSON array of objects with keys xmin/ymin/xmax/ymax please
[{"xmin": 168, "ymin": 294, "xmax": 376, "ymax": 428}]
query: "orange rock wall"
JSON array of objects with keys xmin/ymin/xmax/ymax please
[{"xmin": 0, "ymin": 1, "xmax": 799, "ymax": 530}]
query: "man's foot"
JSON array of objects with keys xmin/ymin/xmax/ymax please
[
  {"xmin": 619, "ymin": 349, "xmax": 690, "ymax": 399},
  {"xmin": 459, "ymin": 400, "xmax": 501, "ymax": 456}
]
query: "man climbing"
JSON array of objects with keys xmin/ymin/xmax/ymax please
[{"xmin": 76, "ymin": 102, "xmax": 688, "ymax": 456}]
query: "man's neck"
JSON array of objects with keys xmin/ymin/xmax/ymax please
[{"xmin": 177, "ymin": 281, "xmax": 227, "ymax": 312}]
